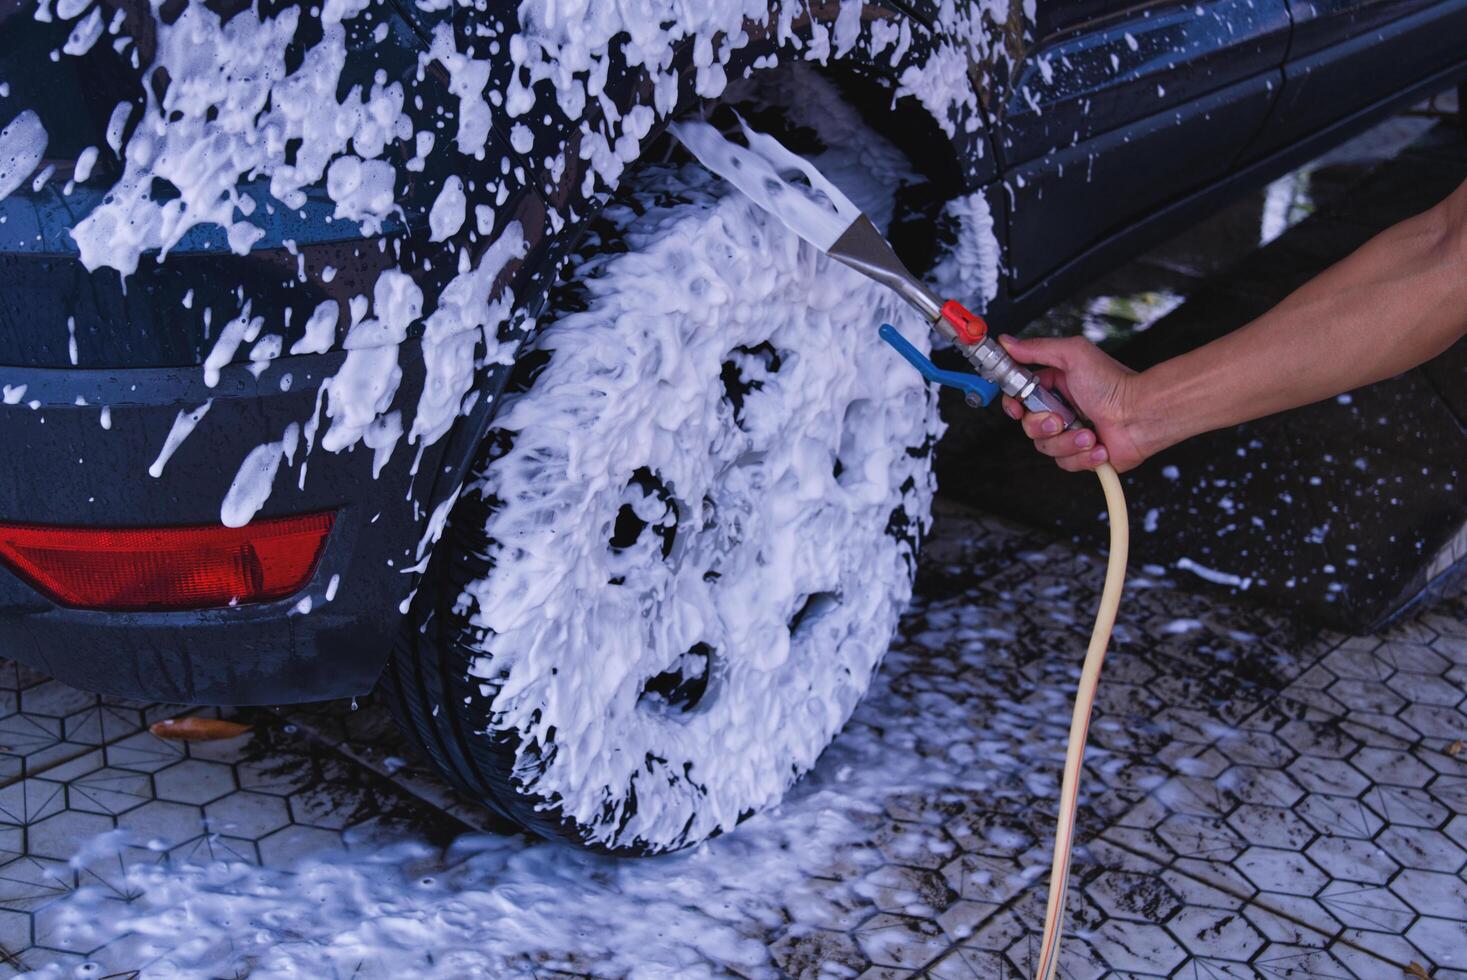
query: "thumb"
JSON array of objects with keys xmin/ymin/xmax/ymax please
[{"xmin": 997, "ymin": 334, "xmax": 1080, "ymax": 371}]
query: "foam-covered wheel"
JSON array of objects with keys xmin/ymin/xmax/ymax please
[{"xmin": 383, "ymin": 72, "xmax": 943, "ymax": 853}]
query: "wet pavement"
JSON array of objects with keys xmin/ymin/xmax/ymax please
[
  {"xmin": 2, "ymin": 503, "xmax": 1467, "ymax": 977},
  {"xmin": 0, "ymin": 107, "xmax": 1466, "ymax": 978}
]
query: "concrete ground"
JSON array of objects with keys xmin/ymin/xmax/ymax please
[{"xmin": 0, "ymin": 105, "xmax": 1465, "ymax": 978}]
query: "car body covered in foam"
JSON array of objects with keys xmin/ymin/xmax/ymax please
[{"xmin": 0, "ymin": 0, "xmax": 1463, "ymax": 705}]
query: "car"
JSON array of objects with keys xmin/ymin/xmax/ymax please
[{"xmin": 1, "ymin": 0, "xmax": 1463, "ymax": 855}]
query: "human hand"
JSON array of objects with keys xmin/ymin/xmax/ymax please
[{"xmin": 996, "ymin": 334, "xmax": 1147, "ymax": 473}]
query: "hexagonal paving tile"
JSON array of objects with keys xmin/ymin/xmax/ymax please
[
  {"xmin": 72, "ymin": 843, "xmax": 166, "ymax": 901},
  {"xmin": 104, "ymin": 731, "xmax": 185, "ymax": 773},
  {"xmin": 1252, "ymin": 943, "xmax": 1353, "ymax": 977},
  {"xmin": 61, "ymin": 703, "xmax": 145, "ymax": 747},
  {"xmin": 286, "ymin": 781, "xmax": 373, "ymax": 831},
  {"xmin": 1226, "ymin": 804, "xmax": 1316, "ymax": 849},
  {"xmin": 1304, "ymin": 836, "xmax": 1399, "ymax": 886},
  {"xmin": 1088, "ymin": 918, "xmax": 1187, "ymax": 974},
  {"xmin": 1326, "ymin": 678, "xmax": 1406, "ymax": 715},
  {"xmin": 1319, "ymin": 644, "xmax": 1389, "ymax": 683},
  {"xmin": 854, "ymin": 913, "xmax": 948, "ymax": 970},
  {"xmin": 0, "ymin": 856, "xmax": 73, "ymax": 912},
  {"xmin": 154, "ymin": 759, "xmax": 236, "ymax": 806},
  {"xmin": 203, "ymin": 791, "xmax": 290, "ymax": 839},
  {"xmin": 1429, "ymin": 776, "xmax": 1467, "ymax": 813},
  {"xmin": 1004, "ymin": 932, "xmax": 1108, "ymax": 979},
  {"xmin": 1221, "ymin": 766, "xmax": 1306, "ymax": 808},
  {"xmin": 1406, "ymin": 915, "xmax": 1467, "ymax": 973},
  {"xmin": 25, "ymin": 811, "xmax": 113, "ymax": 862},
  {"xmin": 64, "ymin": 767, "xmax": 153, "ymax": 817},
  {"xmin": 1165, "ymin": 903, "xmax": 1267, "ymax": 960},
  {"xmin": 1349, "ymin": 746, "xmax": 1436, "ymax": 788},
  {"xmin": 1390, "ymin": 868, "xmax": 1467, "ymax": 920},
  {"xmin": 116, "ymin": 800, "xmax": 206, "ymax": 847},
  {"xmin": 857, "ymin": 863, "xmax": 955, "ymax": 918},
  {"xmin": 1235, "ymin": 846, "xmax": 1330, "ymax": 896},
  {"xmin": 1376, "ymin": 823, "xmax": 1467, "ymax": 872},
  {"xmin": 1216, "ymin": 730, "xmax": 1297, "ymax": 770},
  {"xmin": 941, "ymin": 852, "xmax": 1026, "ymax": 907},
  {"xmin": 1365, "ymin": 785, "xmax": 1450, "ymax": 828},
  {"xmin": 1386, "ymin": 670, "xmax": 1463, "ymax": 707},
  {"xmin": 20, "ymin": 682, "xmax": 96, "ymax": 720},
  {"xmin": 1287, "ymin": 755, "xmax": 1372, "ymax": 797},
  {"xmin": 0, "ymin": 779, "xmax": 64, "ymax": 827},
  {"xmin": 1317, "ymin": 881, "xmax": 1415, "ymax": 934},
  {"xmin": 773, "ymin": 926, "xmax": 869, "ymax": 979},
  {"xmin": 235, "ymin": 754, "xmax": 318, "ymax": 797},
  {"xmin": 1274, "ymin": 719, "xmax": 1360, "ymax": 760},
  {"xmin": 1293, "ymin": 792, "xmax": 1383, "ymax": 840},
  {"xmin": 0, "ymin": 908, "xmax": 29, "ymax": 958},
  {"xmin": 1155, "ymin": 812, "xmax": 1247, "ymax": 862},
  {"xmin": 935, "ymin": 899, "xmax": 1002, "ymax": 944},
  {"xmin": 256, "ymin": 825, "xmax": 344, "ymax": 866},
  {"xmin": 1085, "ymin": 870, "xmax": 1182, "ymax": 923},
  {"xmin": 943, "ymin": 808, "xmax": 1036, "ymax": 858},
  {"xmin": 1377, "ymin": 641, "xmax": 1451, "ymax": 675}
]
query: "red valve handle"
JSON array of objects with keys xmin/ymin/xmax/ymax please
[{"xmin": 940, "ymin": 299, "xmax": 988, "ymax": 345}]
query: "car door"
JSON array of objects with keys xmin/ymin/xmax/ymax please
[
  {"xmin": 1244, "ymin": 0, "xmax": 1467, "ymax": 160},
  {"xmin": 996, "ymin": 0, "xmax": 1290, "ymax": 293}
]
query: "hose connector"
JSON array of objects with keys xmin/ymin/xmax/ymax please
[
  {"xmin": 932, "ymin": 301, "xmax": 1080, "ymax": 430},
  {"xmin": 960, "ymin": 335, "xmax": 1079, "ymax": 429}
]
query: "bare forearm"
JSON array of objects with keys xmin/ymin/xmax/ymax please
[{"xmin": 1127, "ymin": 185, "xmax": 1467, "ymax": 458}]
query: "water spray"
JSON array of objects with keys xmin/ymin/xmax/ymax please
[{"xmin": 673, "ymin": 117, "xmax": 1131, "ymax": 980}]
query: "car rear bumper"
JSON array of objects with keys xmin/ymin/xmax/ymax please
[{"xmin": 0, "ymin": 343, "xmax": 445, "ymax": 705}]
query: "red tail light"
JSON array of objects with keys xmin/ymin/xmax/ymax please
[{"xmin": 0, "ymin": 513, "xmax": 334, "ymax": 612}]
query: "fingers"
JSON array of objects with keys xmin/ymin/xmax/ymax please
[
  {"xmin": 1030, "ymin": 420, "xmax": 1094, "ymax": 457},
  {"xmin": 1055, "ymin": 445, "xmax": 1110, "ymax": 472},
  {"xmin": 1007, "ymin": 408, "xmax": 1110, "ymax": 471},
  {"xmin": 996, "ymin": 333, "xmax": 1089, "ymax": 371},
  {"xmin": 1020, "ymin": 411, "xmax": 1064, "ymax": 440},
  {"xmin": 994, "ymin": 334, "xmax": 1113, "ymax": 471}
]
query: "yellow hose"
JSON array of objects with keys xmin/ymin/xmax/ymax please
[{"xmin": 1034, "ymin": 461, "xmax": 1129, "ymax": 980}]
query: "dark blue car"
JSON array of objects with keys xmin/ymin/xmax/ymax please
[{"xmin": 1, "ymin": 0, "xmax": 1463, "ymax": 853}]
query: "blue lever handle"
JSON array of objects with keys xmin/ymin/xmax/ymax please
[{"xmin": 878, "ymin": 324, "xmax": 999, "ymax": 408}]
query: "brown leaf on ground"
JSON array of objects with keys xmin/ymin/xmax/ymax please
[
  {"xmin": 1446, "ymin": 740, "xmax": 1464, "ymax": 757},
  {"xmin": 149, "ymin": 717, "xmax": 253, "ymax": 741},
  {"xmin": 1405, "ymin": 962, "xmax": 1433, "ymax": 978}
]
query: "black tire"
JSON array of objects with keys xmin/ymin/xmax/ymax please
[{"xmin": 384, "ymin": 69, "xmax": 944, "ymax": 854}]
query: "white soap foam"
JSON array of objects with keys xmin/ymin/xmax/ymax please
[
  {"xmin": 0, "ymin": 109, "xmax": 47, "ymax": 204},
  {"xmin": 428, "ymin": 175, "xmax": 467, "ymax": 242},
  {"xmin": 928, "ymin": 190, "xmax": 1001, "ymax": 309},
  {"xmin": 147, "ymin": 400, "xmax": 213, "ymax": 478},
  {"xmin": 220, "ymin": 423, "xmax": 298, "ymax": 527},
  {"xmin": 65, "ymin": 0, "xmax": 407, "ymax": 275},
  {"xmin": 669, "ymin": 116, "xmax": 861, "ymax": 252},
  {"xmin": 1176, "ymin": 556, "xmax": 1253, "ymax": 591}
]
